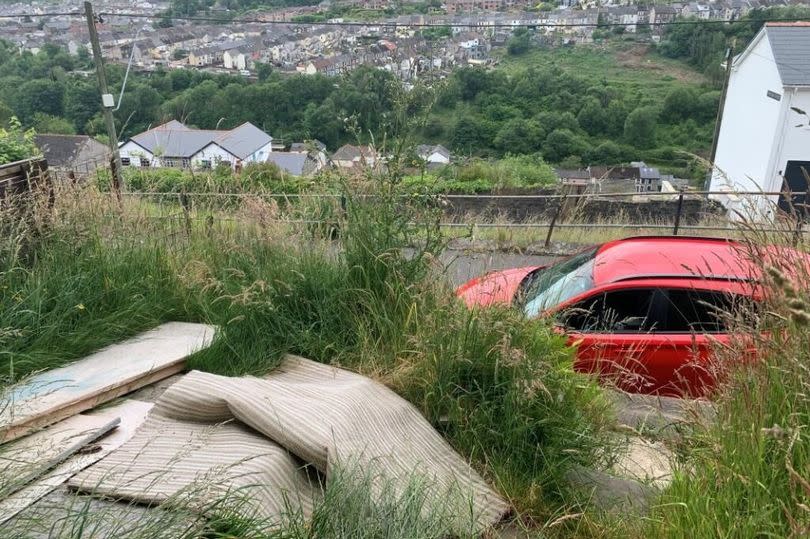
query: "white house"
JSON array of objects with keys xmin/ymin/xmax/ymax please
[
  {"xmin": 710, "ymin": 22, "xmax": 810, "ymax": 220},
  {"xmin": 119, "ymin": 120, "xmax": 273, "ymax": 171},
  {"xmin": 223, "ymin": 48, "xmax": 248, "ymax": 71},
  {"xmin": 416, "ymin": 144, "xmax": 451, "ymax": 166}
]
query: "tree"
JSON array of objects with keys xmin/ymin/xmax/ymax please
[
  {"xmin": 624, "ymin": 106, "xmax": 659, "ymax": 149},
  {"xmin": 303, "ymin": 98, "xmax": 343, "ymax": 149},
  {"xmin": 0, "ymin": 117, "xmax": 39, "ymax": 165},
  {"xmin": 507, "ymin": 28, "xmax": 531, "ymax": 56},
  {"xmin": 16, "ymin": 79, "xmax": 64, "ymax": 123},
  {"xmin": 172, "ymin": 49, "xmax": 190, "ymax": 61},
  {"xmin": 0, "ymin": 100, "xmax": 13, "ymax": 127},
  {"xmin": 494, "ymin": 119, "xmax": 541, "ymax": 155},
  {"xmin": 584, "ymin": 140, "xmax": 625, "ymax": 165},
  {"xmin": 662, "ymin": 87, "xmax": 698, "ymax": 123},
  {"xmin": 64, "ymin": 81, "xmax": 100, "ymax": 133},
  {"xmin": 31, "ymin": 113, "xmax": 75, "ymax": 134},
  {"xmin": 542, "ymin": 129, "xmax": 585, "ymax": 163},
  {"xmin": 577, "ymin": 99, "xmax": 608, "ymax": 136},
  {"xmin": 256, "ymin": 62, "xmax": 274, "ymax": 82},
  {"xmin": 452, "ymin": 116, "xmax": 489, "ymax": 152}
]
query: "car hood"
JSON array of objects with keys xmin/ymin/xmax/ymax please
[{"xmin": 456, "ymin": 266, "xmax": 540, "ymax": 307}]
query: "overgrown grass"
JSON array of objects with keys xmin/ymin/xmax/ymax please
[
  {"xmin": 639, "ymin": 237, "xmax": 810, "ymax": 538},
  {"xmin": 0, "ymin": 181, "xmax": 613, "ymax": 531}
]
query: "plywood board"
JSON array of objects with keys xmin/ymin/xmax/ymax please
[
  {"xmin": 0, "ymin": 400, "xmax": 154, "ymax": 525},
  {"xmin": 0, "ymin": 414, "xmax": 119, "ymax": 498},
  {"xmin": 0, "ymin": 322, "xmax": 214, "ymax": 443}
]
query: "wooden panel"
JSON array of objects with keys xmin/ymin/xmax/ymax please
[
  {"xmin": 0, "ymin": 400, "xmax": 154, "ymax": 525},
  {"xmin": 0, "ymin": 414, "xmax": 119, "ymax": 498},
  {"xmin": 0, "ymin": 322, "xmax": 215, "ymax": 444}
]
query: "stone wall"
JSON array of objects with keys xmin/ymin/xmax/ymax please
[{"xmin": 442, "ymin": 189, "xmax": 725, "ymax": 225}]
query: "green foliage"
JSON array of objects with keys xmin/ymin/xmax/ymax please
[
  {"xmin": 1, "ymin": 184, "xmax": 612, "ymax": 524},
  {"xmin": 402, "ymin": 155, "xmax": 557, "ymax": 194},
  {"xmin": 624, "ymin": 106, "xmax": 658, "ymax": 149},
  {"xmin": 648, "ymin": 253, "xmax": 810, "ymax": 537},
  {"xmin": 507, "ymin": 28, "xmax": 532, "ymax": 56},
  {"xmin": 30, "ymin": 113, "xmax": 75, "ymax": 135},
  {"xmin": 0, "ymin": 117, "xmax": 39, "ymax": 165}
]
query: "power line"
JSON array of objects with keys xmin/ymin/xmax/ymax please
[
  {"xmin": 0, "ymin": 12, "xmax": 80, "ymax": 19},
  {"xmin": 0, "ymin": 9, "xmax": 807, "ymax": 29},
  {"xmin": 101, "ymin": 12, "xmax": 808, "ymax": 29}
]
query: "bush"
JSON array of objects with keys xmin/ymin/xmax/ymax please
[{"xmin": 0, "ymin": 117, "xmax": 39, "ymax": 165}]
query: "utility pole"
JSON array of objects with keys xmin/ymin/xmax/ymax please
[{"xmin": 84, "ymin": 1, "xmax": 123, "ymax": 198}]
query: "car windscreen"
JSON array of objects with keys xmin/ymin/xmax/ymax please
[{"xmin": 522, "ymin": 247, "xmax": 598, "ymax": 318}]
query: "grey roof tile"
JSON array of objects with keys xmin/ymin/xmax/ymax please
[{"xmin": 766, "ymin": 24, "xmax": 810, "ymax": 86}]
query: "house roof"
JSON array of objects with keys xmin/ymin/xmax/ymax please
[
  {"xmin": 764, "ymin": 23, "xmax": 810, "ymax": 86},
  {"xmin": 331, "ymin": 144, "xmax": 375, "ymax": 161},
  {"xmin": 129, "ymin": 121, "xmax": 271, "ymax": 159},
  {"xmin": 215, "ymin": 123, "xmax": 273, "ymax": 160},
  {"xmin": 34, "ymin": 134, "xmax": 107, "ymax": 167},
  {"xmin": 416, "ymin": 144, "xmax": 451, "ymax": 159},
  {"xmin": 290, "ymin": 139, "xmax": 327, "ymax": 152},
  {"xmin": 266, "ymin": 152, "xmax": 310, "ymax": 176}
]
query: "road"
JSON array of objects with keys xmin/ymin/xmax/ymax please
[{"xmin": 438, "ymin": 250, "xmax": 558, "ymax": 287}]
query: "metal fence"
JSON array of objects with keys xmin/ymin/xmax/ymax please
[{"xmin": 108, "ymin": 188, "xmax": 808, "ymax": 248}]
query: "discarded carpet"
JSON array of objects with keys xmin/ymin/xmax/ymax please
[{"xmin": 69, "ymin": 355, "xmax": 509, "ymax": 532}]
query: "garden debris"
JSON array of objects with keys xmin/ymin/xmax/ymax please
[
  {"xmin": 69, "ymin": 356, "xmax": 510, "ymax": 533},
  {"xmin": 0, "ymin": 400, "xmax": 153, "ymax": 525},
  {"xmin": 0, "ymin": 322, "xmax": 215, "ymax": 443}
]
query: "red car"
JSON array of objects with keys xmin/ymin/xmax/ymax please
[{"xmin": 457, "ymin": 236, "xmax": 806, "ymax": 397}]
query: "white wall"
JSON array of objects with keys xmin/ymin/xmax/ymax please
[
  {"xmin": 767, "ymin": 89, "xmax": 810, "ymax": 193},
  {"xmin": 245, "ymin": 141, "xmax": 273, "ymax": 163},
  {"xmin": 710, "ymin": 32, "xmax": 784, "ymax": 218},
  {"xmin": 192, "ymin": 143, "xmax": 238, "ymax": 169},
  {"xmin": 119, "ymin": 141, "xmax": 155, "ymax": 167}
]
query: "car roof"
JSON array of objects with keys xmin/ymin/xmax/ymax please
[{"xmin": 592, "ymin": 236, "xmax": 754, "ymax": 286}]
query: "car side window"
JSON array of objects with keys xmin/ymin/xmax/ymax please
[
  {"xmin": 658, "ymin": 289, "xmax": 751, "ymax": 333},
  {"xmin": 560, "ymin": 289, "xmax": 657, "ymax": 333}
]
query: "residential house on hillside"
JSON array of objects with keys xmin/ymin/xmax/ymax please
[
  {"xmin": 119, "ymin": 120, "xmax": 273, "ymax": 171},
  {"xmin": 710, "ymin": 22, "xmax": 810, "ymax": 220},
  {"xmin": 290, "ymin": 140, "xmax": 329, "ymax": 169},
  {"xmin": 34, "ymin": 134, "xmax": 108, "ymax": 179},
  {"xmin": 416, "ymin": 144, "xmax": 451, "ymax": 167},
  {"xmin": 223, "ymin": 48, "xmax": 249, "ymax": 71},
  {"xmin": 266, "ymin": 152, "xmax": 322, "ymax": 176},
  {"xmin": 331, "ymin": 144, "xmax": 378, "ymax": 171}
]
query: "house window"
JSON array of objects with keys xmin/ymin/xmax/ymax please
[
  {"xmin": 199, "ymin": 160, "xmax": 211, "ymax": 170},
  {"xmin": 163, "ymin": 158, "xmax": 179, "ymax": 168},
  {"xmin": 140, "ymin": 157, "xmax": 150, "ymax": 167},
  {"xmin": 121, "ymin": 157, "xmax": 131, "ymax": 166},
  {"xmin": 220, "ymin": 160, "xmax": 231, "ymax": 169},
  {"xmin": 181, "ymin": 158, "xmax": 191, "ymax": 169}
]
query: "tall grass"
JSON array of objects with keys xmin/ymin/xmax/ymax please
[
  {"xmin": 0, "ymin": 180, "xmax": 613, "ymax": 529},
  {"xmin": 643, "ymin": 225, "xmax": 810, "ymax": 537}
]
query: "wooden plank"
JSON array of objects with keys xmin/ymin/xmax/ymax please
[
  {"xmin": 0, "ymin": 322, "xmax": 215, "ymax": 444},
  {"xmin": 0, "ymin": 400, "xmax": 154, "ymax": 526},
  {"xmin": 0, "ymin": 414, "xmax": 120, "ymax": 498}
]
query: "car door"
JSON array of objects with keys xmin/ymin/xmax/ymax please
[
  {"xmin": 558, "ymin": 288, "xmax": 669, "ymax": 394},
  {"xmin": 644, "ymin": 288, "xmax": 750, "ymax": 397},
  {"xmin": 562, "ymin": 287, "xmax": 752, "ymax": 397}
]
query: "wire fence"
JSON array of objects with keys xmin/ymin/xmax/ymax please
[{"xmin": 93, "ymin": 187, "xmax": 809, "ymax": 249}]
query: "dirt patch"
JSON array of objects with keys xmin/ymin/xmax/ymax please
[{"xmin": 615, "ymin": 44, "xmax": 705, "ymax": 84}]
